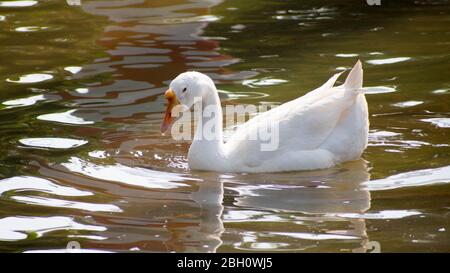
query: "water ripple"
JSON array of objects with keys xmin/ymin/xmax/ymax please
[
  {"xmin": 12, "ymin": 196, "xmax": 122, "ymax": 213},
  {"xmin": 0, "ymin": 216, "xmax": 106, "ymax": 241},
  {"xmin": 421, "ymin": 118, "xmax": 450, "ymax": 128},
  {"xmin": 332, "ymin": 210, "xmax": 422, "ymax": 220},
  {"xmin": 19, "ymin": 138, "xmax": 88, "ymax": 149},
  {"xmin": 363, "ymin": 86, "xmax": 396, "ymax": 94},
  {"xmin": 6, "ymin": 73, "xmax": 53, "ymax": 83},
  {"xmin": 393, "ymin": 101, "xmax": 423, "ymax": 108},
  {"xmin": 366, "ymin": 57, "xmax": 411, "ymax": 65},
  {"xmin": 15, "ymin": 26, "xmax": 48, "ymax": 32},
  {"xmin": 365, "ymin": 165, "xmax": 450, "ymax": 191},
  {"xmin": 271, "ymin": 232, "xmax": 359, "ymax": 240},
  {"xmin": 61, "ymin": 157, "xmax": 195, "ymax": 190},
  {"xmin": 242, "ymin": 78, "xmax": 288, "ymax": 88},
  {"xmin": 0, "ymin": 176, "xmax": 92, "ymax": 196},
  {"xmin": 37, "ymin": 109, "xmax": 94, "ymax": 125},
  {"xmin": 2, "ymin": 94, "xmax": 46, "ymax": 108},
  {"xmin": 64, "ymin": 66, "xmax": 82, "ymax": 74},
  {"xmin": 0, "ymin": 1, "xmax": 37, "ymax": 7}
]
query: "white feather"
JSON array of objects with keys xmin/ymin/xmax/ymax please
[{"xmin": 170, "ymin": 61, "xmax": 369, "ymax": 173}]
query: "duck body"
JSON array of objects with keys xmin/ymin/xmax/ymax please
[{"xmin": 163, "ymin": 61, "xmax": 369, "ymax": 173}]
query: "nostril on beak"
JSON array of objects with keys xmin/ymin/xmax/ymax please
[{"xmin": 165, "ymin": 88, "xmax": 175, "ymax": 100}]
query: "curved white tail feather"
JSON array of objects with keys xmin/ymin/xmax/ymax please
[{"xmin": 344, "ymin": 60, "xmax": 363, "ymax": 92}]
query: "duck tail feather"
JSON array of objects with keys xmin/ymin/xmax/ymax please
[{"xmin": 344, "ymin": 60, "xmax": 363, "ymax": 92}]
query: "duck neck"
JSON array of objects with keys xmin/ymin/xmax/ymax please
[
  {"xmin": 193, "ymin": 87, "xmax": 224, "ymax": 146},
  {"xmin": 188, "ymin": 83, "xmax": 227, "ymax": 170}
]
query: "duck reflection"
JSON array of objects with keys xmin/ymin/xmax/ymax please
[
  {"xmin": 220, "ymin": 159, "xmax": 373, "ymax": 252},
  {"xmin": 172, "ymin": 178, "xmax": 224, "ymax": 252},
  {"xmin": 40, "ymin": 149, "xmax": 371, "ymax": 252},
  {"xmin": 229, "ymin": 160, "xmax": 370, "ymax": 214}
]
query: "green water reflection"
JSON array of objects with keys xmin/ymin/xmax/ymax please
[{"xmin": 0, "ymin": 0, "xmax": 449, "ymax": 252}]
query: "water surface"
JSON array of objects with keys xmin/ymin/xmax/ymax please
[{"xmin": 0, "ymin": 0, "xmax": 449, "ymax": 252}]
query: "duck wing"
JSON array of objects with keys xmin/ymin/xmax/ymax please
[{"xmin": 225, "ymin": 61, "xmax": 364, "ymax": 169}]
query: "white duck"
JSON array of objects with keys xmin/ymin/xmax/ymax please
[{"xmin": 160, "ymin": 60, "xmax": 369, "ymax": 173}]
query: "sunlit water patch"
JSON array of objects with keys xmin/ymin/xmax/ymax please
[
  {"xmin": 64, "ymin": 66, "xmax": 82, "ymax": 74},
  {"xmin": 0, "ymin": 0, "xmax": 37, "ymax": 7},
  {"xmin": 365, "ymin": 165, "xmax": 450, "ymax": 191},
  {"xmin": 421, "ymin": 118, "xmax": 450, "ymax": 128},
  {"xmin": 88, "ymin": 150, "xmax": 109, "ymax": 159},
  {"xmin": 75, "ymin": 87, "xmax": 89, "ymax": 94},
  {"xmin": 219, "ymin": 89, "xmax": 270, "ymax": 100},
  {"xmin": 392, "ymin": 101, "xmax": 423, "ymax": 108},
  {"xmin": 162, "ymin": 15, "xmax": 222, "ymax": 24},
  {"xmin": 2, "ymin": 94, "xmax": 46, "ymax": 108},
  {"xmin": 19, "ymin": 138, "xmax": 88, "ymax": 149},
  {"xmin": 270, "ymin": 232, "xmax": 359, "ymax": 241},
  {"xmin": 15, "ymin": 26, "xmax": 49, "ymax": 32},
  {"xmin": 6, "ymin": 73, "xmax": 53, "ymax": 83},
  {"xmin": 11, "ymin": 196, "xmax": 122, "ymax": 213},
  {"xmin": 0, "ymin": 216, "xmax": 105, "ymax": 241},
  {"xmin": 0, "ymin": 176, "xmax": 91, "ymax": 196},
  {"xmin": 335, "ymin": 53, "xmax": 359, "ymax": 58},
  {"xmin": 242, "ymin": 78, "xmax": 288, "ymax": 88},
  {"xmin": 37, "ymin": 109, "xmax": 94, "ymax": 125},
  {"xmin": 367, "ymin": 130, "xmax": 429, "ymax": 150},
  {"xmin": 366, "ymin": 57, "xmax": 411, "ymax": 65},
  {"xmin": 369, "ymin": 130, "xmax": 402, "ymax": 140},
  {"xmin": 332, "ymin": 210, "xmax": 422, "ymax": 220},
  {"xmin": 432, "ymin": 88, "xmax": 449, "ymax": 94},
  {"xmin": 61, "ymin": 157, "xmax": 194, "ymax": 190},
  {"xmin": 363, "ymin": 86, "xmax": 396, "ymax": 94}
]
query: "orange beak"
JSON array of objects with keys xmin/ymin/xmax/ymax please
[{"xmin": 160, "ymin": 88, "xmax": 178, "ymax": 134}]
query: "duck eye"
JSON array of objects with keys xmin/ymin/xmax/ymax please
[{"xmin": 182, "ymin": 87, "xmax": 187, "ymax": 93}]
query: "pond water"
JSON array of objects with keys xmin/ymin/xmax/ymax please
[{"xmin": 0, "ymin": 0, "xmax": 449, "ymax": 252}]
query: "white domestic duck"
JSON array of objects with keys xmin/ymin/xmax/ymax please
[{"xmin": 160, "ymin": 60, "xmax": 369, "ymax": 173}]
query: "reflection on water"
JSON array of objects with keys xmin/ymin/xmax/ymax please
[
  {"xmin": 0, "ymin": 216, "xmax": 105, "ymax": 241},
  {"xmin": 19, "ymin": 137, "xmax": 88, "ymax": 149},
  {"xmin": 223, "ymin": 160, "xmax": 372, "ymax": 252},
  {"xmin": 0, "ymin": 176, "xmax": 92, "ymax": 196},
  {"xmin": 366, "ymin": 57, "xmax": 411, "ymax": 65},
  {"xmin": 366, "ymin": 165, "xmax": 450, "ymax": 191},
  {"xmin": 3, "ymin": 94, "xmax": 47, "ymax": 108},
  {"xmin": 6, "ymin": 73, "xmax": 53, "ymax": 84},
  {"xmin": 421, "ymin": 118, "xmax": 450, "ymax": 128},
  {"xmin": 61, "ymin": 156, "xmax": 192, "ymax": 190},
  {"xmin": 38, "ymin": 109, "xmax": 94, "ymax": 125},
  {"xmin": 12, "ymin": 195, "xmax": 122, "ymax": 213},
  {"xmin": 0, "ymin": 0, "xmax": 449, "ymax": 252},
  {"xmin": 0, "ymin": 1, "xmax": 38, "ymax": 8},
  {"xmin": 230, "ymin": 160, "xmax": 370, "ymax": 214}
]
